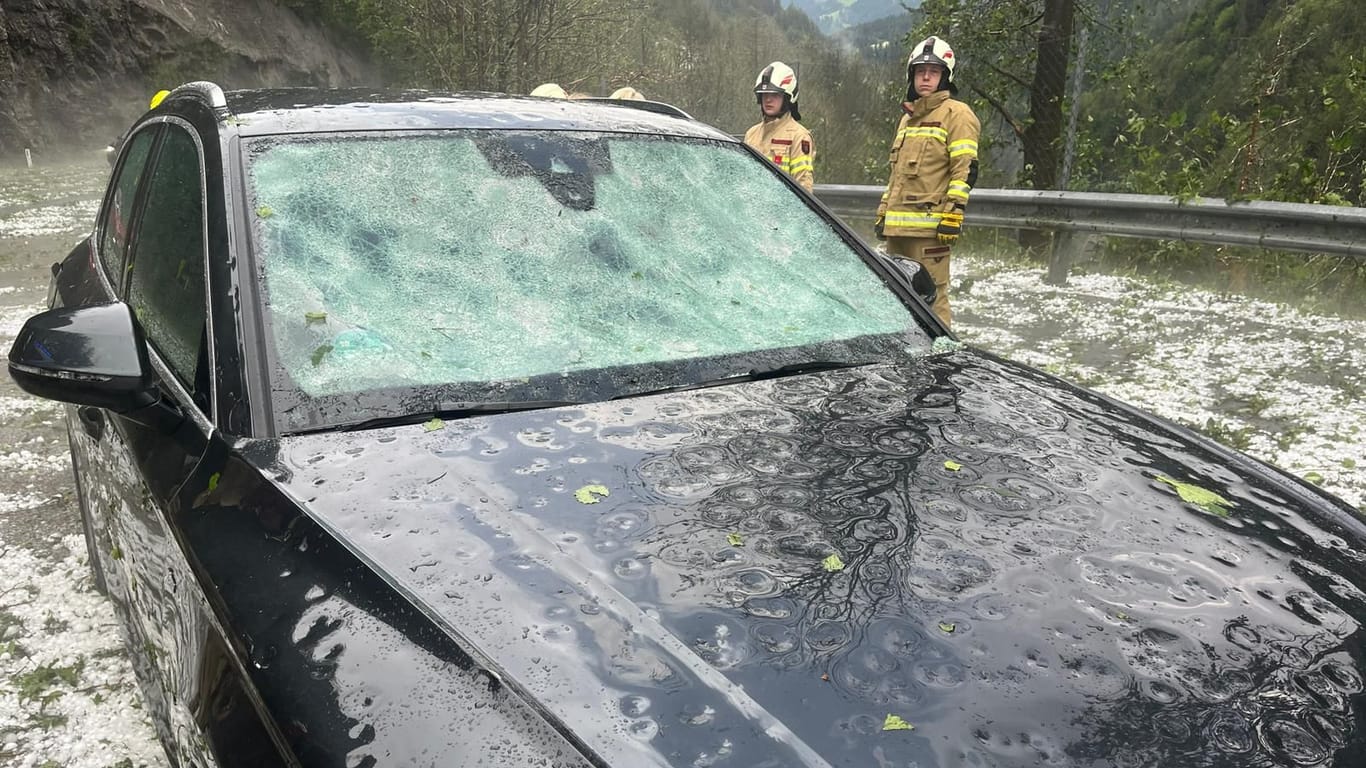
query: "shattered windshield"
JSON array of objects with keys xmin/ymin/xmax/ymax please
[{"xmin": 246, "ymin": 130, "xmax": 929, "ymax": 433}]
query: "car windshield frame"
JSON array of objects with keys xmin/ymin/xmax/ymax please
[{"xmin": 238, "ymin": 127, "xmax": 933, "ymax": 435}]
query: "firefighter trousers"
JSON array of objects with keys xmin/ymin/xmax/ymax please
[{"xmin": 886, "ymin": 236, "xmax": 952, "ymax": 328}]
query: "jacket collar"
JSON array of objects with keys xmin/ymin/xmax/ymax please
[
  {"xmin": 901, "ymin": 90, "xmax": 951, "ymax": 117},
  {"xmin": 761, "ymin": 111, "xmax": 795, "ymax": 127}
]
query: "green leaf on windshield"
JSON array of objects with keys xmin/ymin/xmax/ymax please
[
  {"xmin": 822, "ymin": 554, "xmax": 845, "ymax": 572},
  {"xmin": 727, "ymin": 532, "xmax": 745, "ymax": 547},
  {"xmin": 305, "ymin": 311, "xmax": 327, "ymax": 323},
  {"xmin": 937, "ymin": 621, "xmax": 956, "ymax": 634},
  {"xmin": 944, "ymin": 460, "xmax": 962, "ymax": 471},
  {"xmin": 1155, "ymin": 475, "xmax": 1233, "ymax": 517},
  {"xmin": 207, "ymin": 472, "xmax": 220, "ymax": 492},
  {"xmin": 310, "ymin": 344, "xmax": 333, "ymax": 367},
  {"xmin": 882, "ymin": 714, "xmax": 915, "ymax": 731},
  {"xmin": 256, "ymin": 204, "xmax": 274, "ymax": 218},
  {"xmin": 574, "ymin": 484, "xmax": 610, "ymax": 504},
  {"xmin": 423, "ymin": 418, "xmax": 445, "ymax": 432}
]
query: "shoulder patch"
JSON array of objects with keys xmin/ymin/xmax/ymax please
[{"xmin": 800, "ymin": 139, "xmax": 810, "ymax": 155}]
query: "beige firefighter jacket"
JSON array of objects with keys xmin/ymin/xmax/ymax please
[
  {"xmin": 744, "ymin": 113, "xmax": 815, "ymax": 192},
  {"xmin": 876, "ymin": 90, "xmax": 980, "ymax": 238}
]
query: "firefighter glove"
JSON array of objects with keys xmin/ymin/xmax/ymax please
[
  {"xmin": 874, "ymin": 213, "xmax": 886, "ymax": 240},
  {"xmin": 937, "ymin": 210, "xmax": 964, "ymax": 244}
]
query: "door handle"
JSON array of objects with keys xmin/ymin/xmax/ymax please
[{"xmin": 77, "ymin": 406, "xmax": 105, "ymax": 439}]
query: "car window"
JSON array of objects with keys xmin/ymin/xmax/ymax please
[
  {"xmin": 246, "ymin": 131, "xmax": 928, "ymax": 432},
  {"xmin": 126, "ymin": 127, "xmax": 208, "ymax": 395},
  {"xmin": 98, "ymin": 128, "xmax": 158, "ymax": 285}
]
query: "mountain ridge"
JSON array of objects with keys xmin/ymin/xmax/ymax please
[{"xmin": 783, "ymin": 0, "xmax": 916, "ymax": 34}]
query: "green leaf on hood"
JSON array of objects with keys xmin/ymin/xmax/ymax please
[
  {"xmin": 882, "ymin": 714, "xmax": 915, "ymax": 731},
  {"xmin": 937, "ymin": 621, "xmax": 956, "ymax": 634},
  {"xmin": 727, "ymin": 532, "xmax": 745, "ymax": 547},
  {"xmin": 944, "ymin": 460, "xmax": 962, "ymax": 471},
  {"xmin": 422, "ymin": 418, "xmax": 445, "ymax": 432},
  {"xmin": 1155, "ymin": 475, "xmax": 1233, "ymax": 517},
  {"xmin": 822, "ymin": 554, "xmax": 845, "ymax": 572},
  {"xmin": 574, "ymin": 484, "xmax": 610, "ymax": 504}
]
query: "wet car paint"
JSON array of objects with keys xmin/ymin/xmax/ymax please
[
  {"xmin": 71, "ymin": 375, "xmax": 598, "ymax": 767},
  {"xmin": 230, "ymin": 348, "xmax": 1366, "ymax": 767}
]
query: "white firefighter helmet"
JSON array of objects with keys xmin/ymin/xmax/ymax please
[
  {"xmin": 907, "ymin": 36, "xmax": 957, "ymax": 84},
  {"xmin": 754, "ymin": 61, "xmax": 799, "ymax": 103},
  {"xmin": 530, "ymin": 82, "xmax": 567, "ymax": 99}
]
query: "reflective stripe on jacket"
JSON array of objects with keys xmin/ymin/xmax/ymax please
[
  {"xmin": 876, "ymin": 91, "xmax": 980, "ymax": 238},
  {"xmin": 744, "ymin": 113, "xmax": 815, "ymax": 192}
]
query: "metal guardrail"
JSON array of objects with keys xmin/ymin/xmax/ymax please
[{"xmin": 815, "ymin": 185, "xmax": 1366, "ymax": 260}]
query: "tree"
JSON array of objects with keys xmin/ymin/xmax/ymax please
[{"xmin": 911, "ymin": 0, "xmax": 1112, "ymax": 192}]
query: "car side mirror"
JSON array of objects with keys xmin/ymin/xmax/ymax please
[
  {"xmin": 7, "ymin": 302, "xmax": 158, "ymax": 413},
  {"xmin": 878, "ymin": 253, "xmax": 938, "ymax": 309}
]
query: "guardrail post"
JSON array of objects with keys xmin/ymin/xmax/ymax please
[{"xmin": 1046, "ymin": 231, "xmax": 1086, "ymax": 285}]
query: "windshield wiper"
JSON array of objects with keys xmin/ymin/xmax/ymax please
[
  {"xmin": 611, "ymin": 360, "xmax": 873, "ymax": 402},
  {"xmin": 318, "ymin": 400, "xmax": 584, "ymax": 433}
]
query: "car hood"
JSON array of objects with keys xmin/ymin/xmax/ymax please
[{"xmin": 239, "ymin": 348, "xmax": 1366, "ymax": 767}]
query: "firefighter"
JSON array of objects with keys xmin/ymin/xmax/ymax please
[
  {"xmin": 609, "ymin": 86, "xmax": 646, "ymax": 101},
  {"xmin": 875, "ymin": 36, "xmax": 980, "ymax": 328},
  {"xmin": 743, "ymin": 62, "xmax": 814, "ymax": 192}
]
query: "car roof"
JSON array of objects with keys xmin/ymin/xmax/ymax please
[{"xmin": 204, "ymin": 86, "xmax": 735, "ymax": 141}]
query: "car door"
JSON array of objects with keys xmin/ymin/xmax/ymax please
[{"xmin": 69, "ymin": 120, "xmax": 222, "ymax": 765}]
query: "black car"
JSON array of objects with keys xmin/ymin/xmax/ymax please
[{"xmin": 8, "ymin": 82, "xmax": 1365, "ymax": 768}]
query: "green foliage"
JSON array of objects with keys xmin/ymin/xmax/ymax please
[
  {"xmin": 12, "ymin": 659, "xmax": 86, "ymax": 707},
  {"xmin": 1080, "ymin": 0, "xmax": 1366, "ymax": 207},
  {"xmin": 280, "ymin": 0, "xmax": 900, "ymax": 182}
]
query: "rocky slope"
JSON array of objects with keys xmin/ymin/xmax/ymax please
[{"xmin": 0, "ymin": 0, "xmax": 373, "ymax": 156}]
